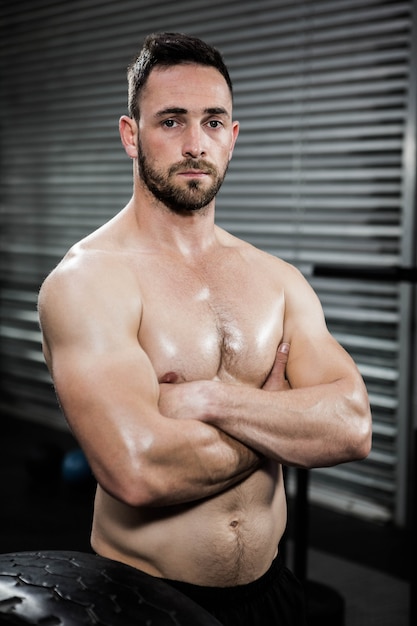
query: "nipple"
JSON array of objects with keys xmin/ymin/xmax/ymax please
[{"xmin": 159, "ymin": 371, "xmax": 179, "ymax": 384}]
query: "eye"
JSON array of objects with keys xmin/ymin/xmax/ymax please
[
  {"xmin": 163, "ymin": 119, "xmax": 178, "ymax": 128},
  {"xmin": 207, "ymin": 120, "xmax": 222, "ymax": 129}
]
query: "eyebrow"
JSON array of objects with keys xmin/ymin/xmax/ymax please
[{"xmin": 155, "ymin": 106, "xmax": 230, "ymax": 118}]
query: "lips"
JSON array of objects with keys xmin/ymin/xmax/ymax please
[
  {"xmin": 170, "ymin": 160, "xmax": 216, "ymax": 177},
  {"xmin": 179, "ymin": 169, "xmax": 207, "ymax": 176}
]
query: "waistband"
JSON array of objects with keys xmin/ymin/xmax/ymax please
[{"xmin": 162, "ymin": 552, "xmax": 285, "ymax": 606}]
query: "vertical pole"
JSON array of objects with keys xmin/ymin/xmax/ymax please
[{"xmin": 293, "ymin": 468, "xmax": 309, "ymax": 584}]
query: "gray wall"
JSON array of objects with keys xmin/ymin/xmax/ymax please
[{"xmin": 1, "ymin": 0, "xmax": 416, "ymax": 526}]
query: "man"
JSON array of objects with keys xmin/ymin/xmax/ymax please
[{"xmin": 38, "ymin": 33, "xmax": 372, "ymax": 625}]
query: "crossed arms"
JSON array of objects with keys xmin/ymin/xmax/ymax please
[{"xmin": 38, "ymin": 253, "xmax": 372, "ymax": 508}]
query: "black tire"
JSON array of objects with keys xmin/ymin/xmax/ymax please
[{"xmin": 0, "ymin": 551, "xmax": 222, "ymax": 625}]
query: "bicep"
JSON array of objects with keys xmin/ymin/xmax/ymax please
[
  {"xmin": 282, "ymin": 269, "xmax": 359, "ymax": 389},
  {"xmin": 39, "ymin": 265, "xmax": 161, "ymax": 486},
  {"xmin": 52, "ymin": 343, "xmax": 160, "ymax": 437}
]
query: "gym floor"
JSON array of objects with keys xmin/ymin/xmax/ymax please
[{"xmin": 0, "ymin": 413, "xmax": 411, "ymax": 625}]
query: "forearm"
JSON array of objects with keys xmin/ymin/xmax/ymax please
[
  {"xmin": 198, "ymin": 378, "xmax": 371, "ymax": 469},
  {"xmin": 141, "ymin": 417, "xmax": 262, "ymax": 506},
  {"xmin": 57, "ymin": 385, "xmax": 261, "ymax": 509}
]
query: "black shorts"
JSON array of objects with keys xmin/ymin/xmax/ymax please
[{"xmin": 163, "ymin": 554, "xmax": 307, "ymax": 626}]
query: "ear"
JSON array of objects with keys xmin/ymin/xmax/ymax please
[
  {"xmin": 119, "ymin": 115, "xmax": 138, "ymax": 158},
  {"xmin": 228, "ymin": 120, "xmax": 240, "ymax": 161}
]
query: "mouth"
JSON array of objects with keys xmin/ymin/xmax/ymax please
[
  {"xmin": 178, "ymin": 169, "xmax": 208, "ymax": 177},
  {"xmin": 171, "ymin": 160, "xmax": 216, "ymax": 179}
]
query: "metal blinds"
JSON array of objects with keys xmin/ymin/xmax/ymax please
[
  {"xmin": 0, "ymin": 0, "xmax": 414, "ymax": 524},
  {"xmin": 215, "ymin": 1, "xmax": 415, "ymax": 524}
]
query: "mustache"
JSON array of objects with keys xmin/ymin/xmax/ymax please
[{"xmin": 168, "ymin": 159, "xmax": 218, "ymax": 176}]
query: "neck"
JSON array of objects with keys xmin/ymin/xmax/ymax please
[{"xmin": 130, "ymin": 179, "xmax": 218, "ymax": 258}]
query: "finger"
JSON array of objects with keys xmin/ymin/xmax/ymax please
[
  {"xmin": 262, "ymin": 342, "xmax": 290, "ymax": 390},
  {"xmin": 274, "ymin": 342, "xmax": 290, "ymax": 365}
]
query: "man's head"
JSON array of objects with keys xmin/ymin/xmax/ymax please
[
  {"xmin": 127, "ymin": 32, "xmax": 233, "ymax": 121},
  {"xmin": 121, "ymin": 34, "xmax": 238, "ymax": 215}
]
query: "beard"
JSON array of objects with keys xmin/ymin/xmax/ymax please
[{"xmin": 137, "ymin": 139, "xmax": 228, "ymax": 215}]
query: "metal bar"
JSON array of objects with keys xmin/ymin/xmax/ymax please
[{"xmin": 313, "ymin": 265, "xmax": 417, "ymax": 282}]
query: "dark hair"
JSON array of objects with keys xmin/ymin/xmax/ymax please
[{"xmin": 127, "ymin": 32, "xmax": 233, "ymax": 120}]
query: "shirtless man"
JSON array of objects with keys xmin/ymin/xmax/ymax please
[{"xmin": 38, "ymin": 33, "xmax": 372, "ymax": 626}]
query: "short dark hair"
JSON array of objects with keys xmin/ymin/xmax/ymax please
[{"xmin": 127, "ymin": 32, "xmax": 233, "ymax": 120}]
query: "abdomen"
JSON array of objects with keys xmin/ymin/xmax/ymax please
[{"xmin": 91, "ymin": 462, "xmax": 286, "ymax": 586}]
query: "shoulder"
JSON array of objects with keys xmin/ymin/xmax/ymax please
[
  {"xmin": 40, "ymin": 207, "xmax": 144, "ymax": 298},
  {"xmin": 38, "ymin": 237, "xmax": 142, "ymax": 338},
  {"xmin": 216, "ymin": 226, "xmax": 314, "ymax": 297},
  {"xmin": 219, "ymin": 230, "xmax": 324, "ymax": 319},
  {"xmin": 40, "ymin": 204, "xmax": 140, "ymax": 296},
  {"xmin": 219, "ymin": 227, "xmax": 306, "ymax": 281},
  {"xmin": 40, "ymin": 243, "xmax": 125, "ymax": 301}
]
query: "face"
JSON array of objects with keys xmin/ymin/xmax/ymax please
[{"xmin": 135, "ymin": 64, "xmax": 239, "ymax": 214}]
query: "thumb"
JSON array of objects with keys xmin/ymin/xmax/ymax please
[
  {"xmin": 275, "ymin": 342, "xmax": 290, "ymax": 365},
  {"xmin": 262, "ymin": 342, "xmax": 290, "ymax": 390}
]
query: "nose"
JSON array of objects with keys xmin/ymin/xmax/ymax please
[{"xmin": 182, "ymin": 124, "xmax": 205, "ymax": 159}]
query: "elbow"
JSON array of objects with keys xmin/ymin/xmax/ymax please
[
  {"xmin": 112, "ymin": 469, "xmax": 157, "ymax": 508},
  {"xmin": 299, "ymin": 395, "xmax": 372, "ymax": 470},
  {"xmin": 353, "ymin": 420, "xmax": 372, "ymax": 461},
  {"xmin": 94, "ymin": 444, "xmax": 166, "ymax": 508},
  {"xmin": 116, "ymin": 454, "xmax": 174, "ymax": 508},
  {"xmin": 103, "ymin": 466, "xmax": 166, "ymax": 508},
  {"xmin": 348, "ymin": 432, "xmax": 371, "ymax": 463},
  {"xmin": 320, "ymin": 394, "xmax": 372, "ymax": 468},
  {"xmin": 346, "ymin": 396, "xmax": 373, "ymax": 462},
  {"xmin": 96, "ymin": 463, "xmax": 154, "ymax": 508}
]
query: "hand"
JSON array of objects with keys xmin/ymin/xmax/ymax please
[
  {"xmin": 158, "ymin": 379, "xmax": 210, "ymax": 421},
  {"xmin": 158, "ymin": 342, "xmax": 291, "ymax": 420},
  {"xmin": 262, "ymin": 342, "xmax": 291, "ymax": 392}
]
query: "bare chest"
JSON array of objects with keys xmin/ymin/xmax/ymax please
[{"xmin": 137, "ymin": 259, "xmax": 284, "ymax": 385}]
